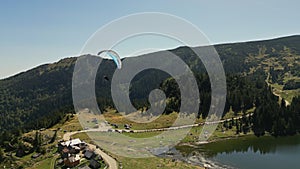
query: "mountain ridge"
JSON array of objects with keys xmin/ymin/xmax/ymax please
[
  {"xmin": 2, "ymin": 34, "xmax": 299, "ymax": 81},
  {"xmin": 0, "ymin": 34, "xmax": 300, "ymax": 137}
]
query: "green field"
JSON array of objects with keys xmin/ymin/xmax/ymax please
[{"xmin": 30, "ymin": 157, "xmax": 53, "ymax": 169}]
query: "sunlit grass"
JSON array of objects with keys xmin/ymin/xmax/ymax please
[
  {"xmin": 103, "ymin": 110, "xmax": 179, "ymax": 130},
  {"xmin": 29, "ymin": 157, "xmax": 52, "ymax": 169},
  {"xmin": 116, "ymin": 156, "xmax": 203, "ymax": 169}
]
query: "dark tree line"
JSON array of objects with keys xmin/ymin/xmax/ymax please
[
  {"xmin": 252, "ymin": 96, "xmax": 300, "ymax": 136},
  {"xmin": 223, "ymin": 94, "xmax": 300, "ymax": 137}
]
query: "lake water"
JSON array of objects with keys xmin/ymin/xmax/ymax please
[{"xmin": 169, "ymin": 135, "xmax": 300, "ymax": 169}]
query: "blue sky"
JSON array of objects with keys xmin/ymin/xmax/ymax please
[{"xmin": 0, "ymin": 0, "xmax": 299, "ymax": 79}]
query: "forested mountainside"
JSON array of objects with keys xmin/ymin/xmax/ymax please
[{"xmin": 1, "ymin": 35, "xmax": 300, "ymax": 143}]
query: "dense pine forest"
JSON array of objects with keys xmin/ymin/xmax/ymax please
[{"xmin": 0, "ymin": 35, "xmax": 300, "ymax": 157}]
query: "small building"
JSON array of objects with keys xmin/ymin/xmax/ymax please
[
  {"xmin": 89, "ymin": 158, "xmax": 101, "ymax": 169},
  {"xmin": 63, "ymin": 138, "xmax": 83, "ymax": 147},
  {"xmin": 57, "ymin": 159, "xmax": 64, "ymax": 165},
  {"xmin": 84, "ymin": 150, "xmax": 95, "ymax": 159},
  {"xmin": 64, "ymin": 154, "xmax": 80, "ymax": 167},
  {"xmin": 61, "ymin": 147, "xmax": 69, "ymax": 158},
  {"xmin": 69, "ymin": 146, "xmax": 81, "ymax": 154},
  {"xmin": 59, "ymin": 138, "xmax": 83, "ymax": 152},
  {"xmin": 79, "ymin": 142, "xmax": 87, "ymax": 150}
]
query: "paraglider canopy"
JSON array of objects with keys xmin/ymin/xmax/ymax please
[{"xmin": 97, "ymin": 50, "xmax": 122, "ymax": 69}]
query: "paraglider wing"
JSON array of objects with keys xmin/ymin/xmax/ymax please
[
  {"xmin": 97, "ymin": 50, "xmax": 122, "ymax": 69},
  {"xmin": 107, "ymin": 52, "xmax": 122, "ymax": 69}
]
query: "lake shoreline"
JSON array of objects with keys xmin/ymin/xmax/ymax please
[
  {"xmin": 174, "ymin": 133, "xmax": 300, "ymax": 169},
  {"xmin": 178, "ymin": 132, "xmax": 273, "ymax": 147}
]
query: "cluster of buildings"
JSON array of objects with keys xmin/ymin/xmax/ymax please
[{"xmin": 57, "ymin": 138, "xmax": 103, "ymax": 169}]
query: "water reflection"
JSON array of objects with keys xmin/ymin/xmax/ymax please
[
  {"xmin": 178, "ymin": 135, "xmax": 300, "ymax": 158},
  {"xmin": 160, "ymin": 135, "xmax": 300, "ymax": 168}
]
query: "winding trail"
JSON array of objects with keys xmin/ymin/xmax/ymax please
[
  {"xmin": 266, "ymin": 73, "xmax": 290, "ymax": 105},
  {"xmin": 87, "ymin": 143, "xmax": 118, "ymax": 169},
  {"xmin": 64, "ymin": 113, "xmax": 251, "ymax": 138}
]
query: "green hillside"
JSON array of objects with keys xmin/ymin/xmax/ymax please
[{"xmin": 1, "ymin": 35, "xmax": 300, "ymax": 143}]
